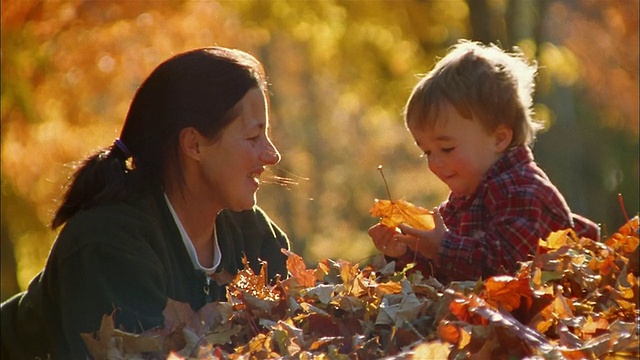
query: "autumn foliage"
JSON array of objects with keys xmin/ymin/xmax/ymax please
[{"xmin": 80, "ymin": 214, "xmax": 639, "ymax": 359}]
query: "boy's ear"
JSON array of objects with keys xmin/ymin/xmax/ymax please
[
  {"xmin": 179, "ymin": 127, "xmax": 203, "ymax": 162},
  {"xmin": 494, "ymin": 125, "xmax": 513, "ymax": 152}
]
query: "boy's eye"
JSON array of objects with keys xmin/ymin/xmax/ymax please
[{"xmin": 442, "ymin": 147, "xmax": 455, "ymax": 153}]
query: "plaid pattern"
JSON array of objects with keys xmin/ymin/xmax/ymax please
[{"xmin": 397, "ymin": 146, "xmax": 599, "ymax": 283}]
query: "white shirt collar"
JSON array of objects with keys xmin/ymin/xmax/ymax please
[{"xmin": 163, "ymin": 193, "xmax": 221, "ymax": 274}]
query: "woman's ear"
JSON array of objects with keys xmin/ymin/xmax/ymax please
[
  {"xmin": 179, "ymin": 127, "xmax": 203, "ymax": 162},
  {"xmin": 494, "ymin": 125, "xmax": 513, "ymax": 152}
]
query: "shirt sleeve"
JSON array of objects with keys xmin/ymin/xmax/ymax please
[
  {"xmin": 217, "ymin": 206, "xmax": 291, "ymax": 282},
  {"xmin": 572, "ymin": 213, "xmax": 600, "ymax": 241},
  {"xmin": 54, "ymin": 230, "xmax": 168, "ymax": 357},
  {"xmin": 436, "ymin": 190, "xmax": 547, "ymax": 283}
]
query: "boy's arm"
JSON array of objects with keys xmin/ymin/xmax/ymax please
[{"xmin": 435, "ymin": 194, "xmax": 553, "ymax": 283}]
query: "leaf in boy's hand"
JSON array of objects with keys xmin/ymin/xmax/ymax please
[{"xmin": 370, "ymin": 199, "xmax": 435, "ymax": 230}]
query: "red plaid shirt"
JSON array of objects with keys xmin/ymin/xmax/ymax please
[{"xmin": 395, "ymin": 146, "xmax": 599, "ymax": 283}]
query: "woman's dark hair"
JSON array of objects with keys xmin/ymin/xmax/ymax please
[{"xmin": 51, "ymin": 47, "xmax": 268, "ymax": 229}]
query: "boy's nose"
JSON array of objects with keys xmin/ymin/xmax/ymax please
[{"xmin": 428, "ymin": 155, "xmax": 444, "ymax": 171}]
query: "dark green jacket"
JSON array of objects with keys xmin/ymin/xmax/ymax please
[{"xmin": 0, "ymin": 186, "xmax": 290, "ymax": 359}]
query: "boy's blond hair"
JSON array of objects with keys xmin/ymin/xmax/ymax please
[{"xmin": 404, "ymin": 40, "xmax": 543, "ymax": 147}]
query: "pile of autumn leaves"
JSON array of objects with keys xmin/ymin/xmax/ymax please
[{"xmin": 83, "ymin": 215, "xmax": 639, "ymax": 359}]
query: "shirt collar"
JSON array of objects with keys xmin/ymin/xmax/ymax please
[
  {"xmin": 163, "ymin": 193, "xmax": 222, "ymax": 274},
  {"xmin": 484, "ymin": 145, "xmax": 533, "ymax": 179},
  {"xmin": 446, "ymin": 145, "xmax": 534, "ymax": 206}
]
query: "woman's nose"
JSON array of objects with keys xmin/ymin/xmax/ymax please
[{"xmin": 260, "ymin": 141, "xmax": 281, "ymax": 165}]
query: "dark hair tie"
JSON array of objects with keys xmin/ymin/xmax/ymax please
[{"xmin": 113, "ymin": 138, "xmax": 132, "ymax": 159}]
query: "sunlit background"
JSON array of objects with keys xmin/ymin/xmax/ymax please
[{"xmin": 2, "ymin": 0, "xmax": 638, "ymax": 302}]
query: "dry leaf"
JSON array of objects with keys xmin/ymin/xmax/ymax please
[
  {"xmin": 370, "ymin": 199, "xmax": 435, "ymax": 230},
  {"xmin": 411, "ymin": 341, "xmax": 451, "ymax": 359},
  {"xmin": 482, "ymin": 273, "xmax": 533, "ymax": 312},
  {"xmin": 80, "ymin": 312, "xmax": 116, "ymax": 360},
  {"xmin": 81, "ymin": 217, "xmax": 640, "ymax": 359},
  {"xmin": 605, "ymin": 216, "xmax": 639, "ymax": 255},
  {"xmin": 282, "ymin": 248, "xmax": 317, "ymax": 288},
  {"xmin": 539, "ymin": 229, "xmax": 573, "ymax": 249}
]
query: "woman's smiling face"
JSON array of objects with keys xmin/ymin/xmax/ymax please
[
  {"xmin": 409, "ymin": 102, "xmax": 510, "ymax": 196},
  {"xmin": 196, "ymin": 88, "xmax": 280, "ymax": 211}
]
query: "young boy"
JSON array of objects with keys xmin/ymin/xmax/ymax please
[{"xmin": 369, "ymin": 40, "xmax": 599, "ymax": 283}]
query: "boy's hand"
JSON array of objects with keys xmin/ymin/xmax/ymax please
[
  {"xmin": 395, "ymin": 208, "xmax": 447, "ymax": 259},
  {"xmin": 368, "ymin": 224, "xmax": 408, "ymax": 258}
]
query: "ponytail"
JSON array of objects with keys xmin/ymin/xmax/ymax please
[
  {"xmin": 51, "ymin": 47, "xmax": 268, "ymax": 229},
  {"xmin": 51, "ymin": 140, "xmax": 131, "ymax": 229}
]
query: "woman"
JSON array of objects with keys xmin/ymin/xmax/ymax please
[{"xmin": 1, "ymin": 47, "xmax": 290, "ymax": 359}]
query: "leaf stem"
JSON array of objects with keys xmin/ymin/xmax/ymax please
[
  {"xmin": 618, "ymin": 193, "xmax": 631, "ymax": 224},
  {"xmin": 378, "ymin": 165, "xmax": 393, "ymax": 201}
]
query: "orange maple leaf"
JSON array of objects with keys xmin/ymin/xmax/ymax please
[
  {"xmin": 436, "ymin": 320, "xmax": 461, "ymax": 345},
  {"xmin": 617, "ymin": 216, "xmax": 639, "ymax": 237},
  {"xmin": 370, "ymin": 199, "xmax": 435, "ymax": 230},
  {"xmin": 605, "ymin": 216, "xmax": 639, "ymax": 255},
  {"xmin": 229, "ymin": 256, "xmax": 281, "ymax": 302},
  {"xmin": 282, "ymin": 249, "xmax": 317, "ymax": 288},
  {"xmin": 588, "ymin": 254, "xmax": 618, "ymax": 276},
  {"xmin": 482, "ymin": 272, "xmax": 534, "ymax": 313}
]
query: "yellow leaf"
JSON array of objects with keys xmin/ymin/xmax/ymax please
[
  {"xmin": 411, "ymin": 340, "xmax": 451, "ymax": 359},
  {"xmin": 370, "ymin": 199, "xmax": 435, "ymax": 230},
  {"xmin": 539, "ymin": 229, "xmax": 572, "ymax": 249},
  {"xmin": 375, "ymin": 281, "xmax": 403, "ymax": 296},
  {"xmin": 581, "ymin": 315, "xmax": 609, "ymax": 335}
]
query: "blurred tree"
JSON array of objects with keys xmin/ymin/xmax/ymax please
[
  {"xmin": 533, "ymin": 0, "xmax": 639, "ymax": 233},
  {"xmin": 464, "ymin": 0, "xmax": 638, "ymax": 234},
  {"xmin": 1, "ymin": 0, "xmax": 637, "ymax": 302}
]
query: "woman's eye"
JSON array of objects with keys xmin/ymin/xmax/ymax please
[
  {"xmin": 442, "ymin": 147, "xmax": 455, "ymax": 153},
  {"xmin": 247, "ymin": 135, "xmax": 260, "ymax": 142}
]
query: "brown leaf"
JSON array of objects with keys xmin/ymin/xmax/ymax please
[
  {"xmin": 80, "ymin": 312, "xmax": 116, "ymax": 360},
  {"xmin": 465, "ymin": 295, "xmax": 559, "ymax": 356},
  {"xmin": 163, "ymin": 299, "xmax": 197, "ymax": 333},
  {"xmin": 204, "ymin": 322, "xmax": 243, "ymax": 346}
]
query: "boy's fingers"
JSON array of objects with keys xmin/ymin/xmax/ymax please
[
  {"xmin": 394, "ymin": 234, "xmax": 419, "ymax": 251},
  {"xmin": 393, "ymin": 233, "xmax": 418, "ymax": 244},
  {"xmin": 397, "ymin": 223, "xmax": 427, "ymax": 237},
  {"xmin": 433, "ymin": 208, "xmax": 445, "ymax": 227}
]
